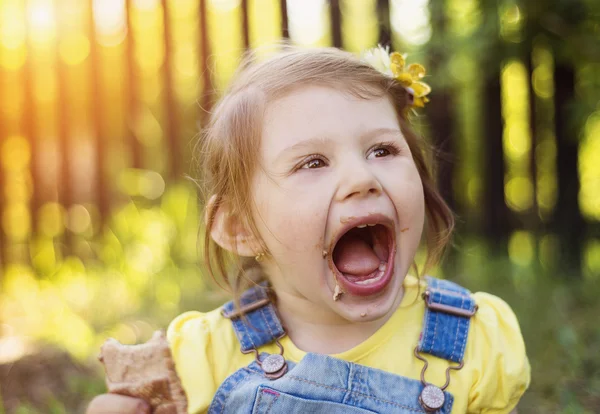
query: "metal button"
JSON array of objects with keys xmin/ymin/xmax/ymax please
[
  {"xmin": 262, "ymin": 354, "xmax": 285, "ymax": 374},
  {"xmin": 419, "ymin": 385, "xmax": 445, "ymax": 411},
  {"xmin": 261, "ymin": 354, "xmax": 287, "ymax": 379}
]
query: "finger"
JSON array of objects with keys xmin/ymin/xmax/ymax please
[{"xmin": 86, "ymin": 394, "xmax": 151, "ymax": 414}]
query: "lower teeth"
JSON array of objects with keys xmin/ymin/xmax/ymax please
[{"xmin": 354, "ymin": 269, "xmax": 385, "ymax": 285}]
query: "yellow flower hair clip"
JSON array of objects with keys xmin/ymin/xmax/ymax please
[{"xmin": 361, "ymin": 45, "xmax": 431, "ymax": 108}]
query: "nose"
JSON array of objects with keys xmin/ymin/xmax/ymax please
[{"xmin": 335, "ymin": 159, "xmax": 383, "ymax": 201}]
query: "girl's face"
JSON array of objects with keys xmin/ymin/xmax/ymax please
[{"xmin": 250, "ymin": 85, "xmax": 425, "ymax": 323}]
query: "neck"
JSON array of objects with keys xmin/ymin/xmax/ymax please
[{"xmin": 274, "ymin": 291, "xmax": 398, "ymax": 355}]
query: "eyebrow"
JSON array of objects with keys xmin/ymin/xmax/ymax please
[{"xmin": 276, "ymin": 127, "xmax": 403, "ymax": 159}]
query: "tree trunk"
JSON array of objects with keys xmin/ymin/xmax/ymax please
[
  {"xmin": 483, "ymin": 72, "xmax": 510, "ymax": 253},
  {"xmin": 329, "ymin": 0, "xmax": 342, "ymax": 48},
  {"xmin": 553, "ymin": 63, "xmax": 583, "ymax": 274}
]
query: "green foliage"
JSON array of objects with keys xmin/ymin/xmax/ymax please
[
  {"xmin": 0, "ymin": 183, "xmax": 227, "ymax": 363},
  {"xmin": 451, "ymin": 251, "xmax": 600, "ymax": 411}
]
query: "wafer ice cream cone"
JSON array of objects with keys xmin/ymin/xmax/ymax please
[{"xmin": 99, "ymin": 331, "xmax": 187, "ymax": 414}]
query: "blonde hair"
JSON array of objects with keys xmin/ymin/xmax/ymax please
[{"xmin": 196, "ymin": 46, "xmax": 454, "ymax": 295}]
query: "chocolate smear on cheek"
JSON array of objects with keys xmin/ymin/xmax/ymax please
[
  {"xmin": 315, "ymin": 236, "xmax": 328, "ymax": 259},
  {"xmin": 328, "ymin": 237, "xmax": 344, "ymax": 301},
  {"xmin": 401, "ymin": 227, "xmax": 409, "ymax": 233}
]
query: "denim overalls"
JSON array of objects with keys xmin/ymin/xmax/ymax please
[{"xmin": 208, "ymin": 277, "xmax": 477, "ymax": 413}]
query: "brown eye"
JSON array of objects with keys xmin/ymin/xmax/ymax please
[
  {"xmin": 372, "ymin": 148, "xmax": 391, "ymax": 158},
  {"xmin": 367, "ymin": 143, "xmax": 400, "ymax": 160},
  {"xmin": 302, "ymin": 158, "xmax": 326, "ymax": 169}
]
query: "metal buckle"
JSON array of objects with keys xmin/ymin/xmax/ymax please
[
  {"xmin": 221, "ymin": 298, "xmax": 271, "ymax": 319},
  {"xmin": 422, "ymin": 290, "xmax": 478, "ymax": 318},
  {"xmin": 242, "ymin": 334, "xmax": 288, "ymax": 380},
  {"xmin": 414, "ymin": 347, "xmax": 464, "ymax": 412}
]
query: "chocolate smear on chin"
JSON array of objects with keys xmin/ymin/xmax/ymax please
[{"xmin": 333, "ymin": 282, "xmax": 343, "ymax": 301}]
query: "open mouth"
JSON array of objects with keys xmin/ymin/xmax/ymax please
[{"xmin": 330, "ymin": 217, "xmax": 396, "ymax": 297}]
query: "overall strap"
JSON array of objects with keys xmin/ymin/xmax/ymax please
[
  {"xmin": 417, "ymin": 276, "xmax": 478, "ymax": 363},
  {"xmin": 221, "ymin": 282, "xmax": 285, "ymax": 352}
]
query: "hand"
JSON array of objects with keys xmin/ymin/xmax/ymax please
[{"xmin": 86, "ymin": 394, "xmax": 151, "ymax": 414}]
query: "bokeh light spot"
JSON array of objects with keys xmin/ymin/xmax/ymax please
[
  {"xmin": 505, "ymin": 176, "xmax": 533, "ymax": 212},
  {"xmin": 67, "ymin": 204, "xmax": 92, "ymax": 234},
  {"xmin": 583, "ymin": 239, "xmax": 600, "ymax": 279},
  {"xmin": 3, "ymin": 202, "xmax": 31, "ymax": 241},
  {"xmin": 579, "ymin": 112, "xmax": 600, "ymax": 220},
  {"xmin": 38, "ymin": 202, "xmax": 65, "ymax": 238},
  {"xmin": 59, "ymin": 33, "xmax": 90, "ymax": 65},
  {"xmin": 532, "ymin": 64, "xmax": 553, "ymax": 99},
  {"xmin": 508, "ymin": 230, "xmax": 534, "ymax": 266},
  {"xmin": 1, "ymin": 135, "xmax": 31, "ymax": 171},
  {"xmin": 140, "ymin": 171, "xmax": 166, "ymax": 200}
]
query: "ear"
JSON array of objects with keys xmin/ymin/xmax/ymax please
[{"xmin": 206, "ymin": 195, "xmax": 261, "ymax": 257}]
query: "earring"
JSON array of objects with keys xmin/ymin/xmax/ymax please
[{"xmin": 255, "ymin": 252, "xmax": 265, "ymax": 262}]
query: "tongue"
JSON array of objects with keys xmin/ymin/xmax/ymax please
[{"xmin": 333, "ymin": 233, "xmax": 381, "ymax": 276}]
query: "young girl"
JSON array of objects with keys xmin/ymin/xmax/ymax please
[{"xmin": 87, "ymin": 46, "xmax": 530, "ymax": 414}]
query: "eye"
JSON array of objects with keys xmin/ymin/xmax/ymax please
[
  {"xmin": 372, "ymin": 148, "xmax": 391, "ymax": 158},
  {"xmin": 367, "ymin": 142, "xmax": 400, "ymax": 159},
  {"xmin": 301, "ymin": 157, "xmax": 327, "ymax": 169}
]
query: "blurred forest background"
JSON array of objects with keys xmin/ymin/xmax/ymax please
[{"xmin": 0, "ymin": 0, "xmax": 599, "ymax": 412}]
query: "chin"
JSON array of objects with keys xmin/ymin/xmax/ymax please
[{"xmin": 328, "ymin": 266, "xmax": 406, "ymax": 323}]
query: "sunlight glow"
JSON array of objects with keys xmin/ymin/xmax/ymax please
[
  {"xmin": 390, "ymin": 0, "xmax": 431, "ymax": 46},
  {"xmin": 27, "ymin": 0, "xmax": 56, "ymax": 44},
  {"xmin": 93, "ymin": 0, "xmax": 127, "ymax": 46},
  {"xmin": 287, "ymin": 0, "xmax": 330, "ymax": 46}
]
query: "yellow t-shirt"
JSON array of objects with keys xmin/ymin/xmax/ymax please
[{"xmin": 167, "ymin": 276, "xmax": 530, "ymax": 414}]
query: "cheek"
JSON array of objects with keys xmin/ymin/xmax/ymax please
[
  {"xmin": 383, "ymin": 164, "xmax": 425, "ymax": 217},
  {"xmin": 251, "ymin": 177, "xmax": 329, "ymax": 255}
]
